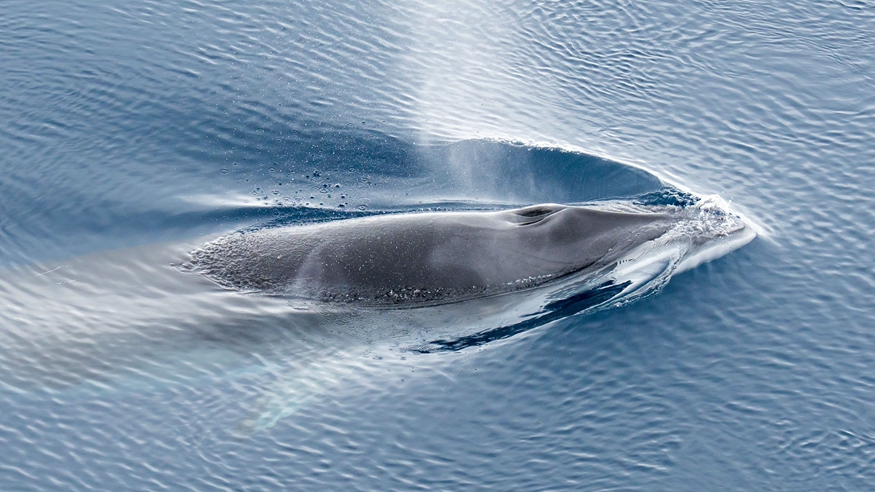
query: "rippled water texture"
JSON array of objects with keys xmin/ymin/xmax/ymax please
[{"xmin": 2, "ymin": 0, "xmax": 874, "ymax": 490}]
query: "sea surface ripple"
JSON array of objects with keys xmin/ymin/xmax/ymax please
[{"xmin": 1, "ymin": 0, "xmax": 874, "ymax": 490}]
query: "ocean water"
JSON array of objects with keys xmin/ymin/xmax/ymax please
[{"xmin": 1, "ymin": 0, "xmax": 874, "ymax": 490}]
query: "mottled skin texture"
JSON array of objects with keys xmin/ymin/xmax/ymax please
[{"xmin": 187, "ymin": 204, "xmax": 675, "ymax": 306}]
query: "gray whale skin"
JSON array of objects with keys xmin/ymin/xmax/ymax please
[{"xmin": 186, "ymin": 203, "xmax": 743, "ymax": 307}]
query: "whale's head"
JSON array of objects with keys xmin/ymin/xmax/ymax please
[{"xmin": 495, "ymin": 197, "xmax": 755, "ymax": 290}]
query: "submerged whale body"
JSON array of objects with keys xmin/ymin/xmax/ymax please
[{"xmin": 185, "ymin": 200, "xmax": 754, "ymax": 308}]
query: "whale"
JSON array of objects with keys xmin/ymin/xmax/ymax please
[
  {"xmin": 184, "ymin": 200, "xmax": 754, "ymax": 309},
  {"xmin": 0, "ymin": 196, "xmax": 755, "ymax": 430}
]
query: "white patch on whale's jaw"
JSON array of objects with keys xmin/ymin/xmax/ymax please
[{"xmin": 674, "ymin": 224, "xmax": 756, "ymax": 274}]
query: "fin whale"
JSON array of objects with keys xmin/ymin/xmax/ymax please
[
  {"xmin": 185, "ymin": 201, "xmax": 752, "ymax": 308},
  {"xmin": 0, "ymin": 197, "xmax": 754, "ymax": 430}
]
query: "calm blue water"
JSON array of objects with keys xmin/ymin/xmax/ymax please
[{"xmin": 2, "ymin": 0, "xmax": 874, "ymax": 490}]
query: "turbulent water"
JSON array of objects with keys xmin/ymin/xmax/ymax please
[{"xmin": 2, "ymin": 0, "xmax": 874, "ymax": 490}]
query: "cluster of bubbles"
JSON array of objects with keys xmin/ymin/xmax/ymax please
[{"xmin": 218, "ymin": 163, "xmax": 381, "ymax": 212}]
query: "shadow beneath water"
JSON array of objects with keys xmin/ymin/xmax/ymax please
[{"xmin": 415, "ymin": 280, "xmax": 632, "ymax": 353}]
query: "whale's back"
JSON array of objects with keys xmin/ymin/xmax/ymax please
[{"xmin": 185, "ymin": 205, "xmax": 676, "ymax": 306}]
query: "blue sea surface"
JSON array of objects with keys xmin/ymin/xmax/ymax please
[{"xmin": 1, "ymin": 0, "xmax": 874, "ymax": 490}]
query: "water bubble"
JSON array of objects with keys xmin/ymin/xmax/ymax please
[{"xmin": 218, "ymin": 168, "xmax": 229, "ymax": 175}]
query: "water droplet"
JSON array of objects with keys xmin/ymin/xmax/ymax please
[{"xmin": 218, "ymin": 168, "xmax": 229, "ymax": 175}]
